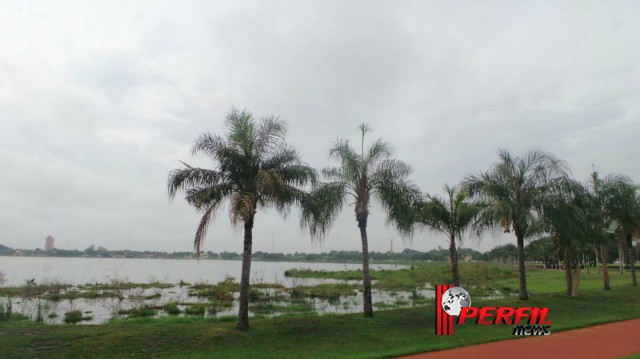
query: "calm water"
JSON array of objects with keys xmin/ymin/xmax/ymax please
[{"xmin": 0, "ymin": 256, "xmax": 404, "ymax": 286}]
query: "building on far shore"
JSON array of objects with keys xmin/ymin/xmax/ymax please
[{"xmin": 45, "ymin": 235, "xmax": 55, "ymax": 251}]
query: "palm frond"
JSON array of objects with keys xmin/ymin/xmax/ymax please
[
  {"xmin": 255, "ymin": 115, "xmax": 287, "ymax": 157},
  {"xmin": 370, "ymin": 159, "xmax": 411, "ymax": 184},
  {"xmin": 375, "ymin": 176, "xmax": 421, "ymax": 235},
  {"xmin": 365, "ymin": 140, "xmax": 393, "ymax": 167},
  {"xmin": 416, "ymin": 184, "xmax": 486, "ymax": 242},
  {"xmin": 190, "ymin": 132, "xmax": 226, "ymax": 158},
  {"xmin": 229, "ymin": 191, "xmax": 257, "ymax": 226},
  {"xmin": 418, "ymin": 194, "xmax": 450, "ymax": 234},
  {"xmin": 300, "ymin": 182, "xmax": 347, "ymax": 240},
  {"xmin": 258, "ymin": 145, "xmax": 319, "ymax": 214},
  {"xmin": 279, "ymin": 164, "xmax": 318, "ymax": 186},
  {"xmin": 225, "ymin": 108, "xmax": 256, "ymax": 157},
  {"xmin": 184, "ymin": 183, "xmax": 230, "ymax": 211},
  {"xmin": 256, "ymin": 169, "xmax": 286, "ymax": 200},
  {"xmin": 329, "ymin": 139, "xmax": 361, "ymax": 184},
  {"xmin": 194, "ymin": 204, "xmax": 218, "ymax": 258},
  {"xmin": 167, "ymin": 166, "xmax": 224, "ymax": 200},
  {"xmin": 261, "ymin": 147, "xmax": 299, "ymax": 170}
]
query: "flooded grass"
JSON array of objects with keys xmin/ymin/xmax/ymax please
[
  {"xmin": 0, "ymin": 263, "xmax": 490, "ymax": 325},
  {"xmin": 250, "ymin": 301, "xmax": 315, "ymax": 315},
  {"xmin": 8, "ymin": 262, "xmax": 618, "ymax": 327},
  {"xmin": 291, "ymin": 283, "xmax": 359, "ymax": 303},
  {"xmin": 0, "ymin": 280, "xmax": 432, "ymax": 324}
]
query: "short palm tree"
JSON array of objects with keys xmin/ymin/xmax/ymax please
[
  {"xmin": 413, "ymin": 185, "xmax": 485, "ymax": 287},
  {"xmin": 168, "ymin": 108, "xmax": 316, "ymax": 330},
  {"xmin": 464, "ymin": 149, "xmax": 570, "ymax": 300},
  {"xmin": 301, "ymin": 124, "xmax": 418, "ymax": 317},
  {"xmin": 588, "ymin": 172, "xmax": 634, "ymax": 289},
  {"xmin": 539, "ymin": 178, "xmax": 594, "ymax": 296},
  {"xmin": 605, "ymin": 180, "xmax": 640, "ymax": 286}
]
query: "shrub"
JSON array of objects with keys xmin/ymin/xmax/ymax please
[{"xmin": 64, "ymin": 310, "xmax": 92, "ymax": 324}]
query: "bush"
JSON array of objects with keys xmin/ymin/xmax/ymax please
[
  {"xmin": 164, "ymin": 302, "xmax": 181, "ymax": 315},
  {"xmin": 185, "ymin": 304, "xmax": 208, "ymax": 316},
  {"xmin": 64, "ymin": 310, "xmax": 92, "ymax": 324}
]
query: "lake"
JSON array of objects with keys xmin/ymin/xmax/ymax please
[
  {"xmin": 0, "ymin": 257, "xmax": 425, "ymax": 324},
  {"xmin": 0, "ymin": 256, "xmax": 404, "ymax": 287}
]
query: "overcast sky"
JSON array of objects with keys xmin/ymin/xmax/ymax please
[{"xmin": 1, "ymin": 1, "xmax": 638, "ymax": 254}]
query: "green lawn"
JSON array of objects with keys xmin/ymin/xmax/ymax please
[
  {"xmin": 0, "ymin": 266, "xmax": 638, "ymax": 358},
  {"xmin": 492, "ymin": 265, "xmax": 635, "ymax": 294}
]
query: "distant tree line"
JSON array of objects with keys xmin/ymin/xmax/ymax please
[
  {"xmin": 0, "ymin": 243, "xmax": 484, "ymax": 262},
  {"xmin": 2, "ymin": 239, "xmax": 637, "ymax": 268}
]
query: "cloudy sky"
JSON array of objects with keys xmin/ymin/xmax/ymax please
[{"xmin": 1, "ymin": 1, "xmax": 638, "ymax": 254}]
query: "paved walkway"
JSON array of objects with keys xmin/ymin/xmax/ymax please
[{"xmin": 398, "ymin": 319, "xmax": 640, "ymax": 359}]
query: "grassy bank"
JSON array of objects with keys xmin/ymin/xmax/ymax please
[
  {"xmin": 1, "ymin": 278, "xmax": 639, "ymax": 358},
  {"xmin": 286, "ymin": 262, "xmax": 515, "ymax": 293},
  {"xmin": 285, "ymin": 262, "xmax": 634, "ymax": 295}
]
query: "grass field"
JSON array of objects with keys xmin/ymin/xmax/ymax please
[{"xmin": 0, "ymin": 264, "xmax": 638, "ymax": 358}]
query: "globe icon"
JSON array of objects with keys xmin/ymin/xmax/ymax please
[{"xmin": 441, "ymin": 287, "xmax": 471, "ymax": 316}]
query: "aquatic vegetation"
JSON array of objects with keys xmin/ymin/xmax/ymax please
[
  {"xmin": 163, "ymin": 302, "xmax": 182, "ymax": 315},
  {"xmin": 0, "ymin": 264, "xmax": 466, "ymax": 324},
  {"xmin": 118, "ymin": 305, "xmax": 157, "ymax": 318},
  {"xmin": 64, "ymin": 310, "xmax": 92, "ymax": 323},
  {"xmin": 291, "ymin": 283, "xmax": 358, "ymax": 304}
]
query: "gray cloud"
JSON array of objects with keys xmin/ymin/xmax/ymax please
[{"xmin": 1, "ymin": 0, "xmax": 639, "ymax": 254}]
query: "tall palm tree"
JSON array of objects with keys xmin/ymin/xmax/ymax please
[
  {"xmin": 167, "ymin": 108, "xmax": 316, "ymax": 330},
  {"xmin": 300, "ymin": 124, "xmax": 418, "ymax": 317},
  {"xmin": 464, "ymin": 149, "xmax": 570, "ymax": 300},
  {"xmin": 413, "ymin": 185, "xmax": 485, "ymax": 287}
]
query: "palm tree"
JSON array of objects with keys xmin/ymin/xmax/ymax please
[
  {"xmin": 167, "ymin": 108, "xmax": 316, "ymax": 330},
  {"xmin": 413, "ymin": 185, "xmax": 485, "ymax": 287},
  {"xmin": 464, "ymin": 149, "xmax": 570, "ymax": 300},
  {"xmin": 300, "ymin": 124, "xmax": 418, "ymax": 317},
  {"xmin": 539, "ymin": 178, "xmax": 595, "ymax": 296},
  {"xmin": 606, "ymin": 180, "xmax": 640, "ymax": 286},
  {"xmin": 588, "ymin": 172, "xmax": 634, "ymax": 290}
]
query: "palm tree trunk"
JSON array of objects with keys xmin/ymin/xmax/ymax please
[
  {"xmin": 358, "ymin": 216, "xmax": 373, "ymax": 317},
  {"xmin": 594, "ymin": 242, "xmax": 601, "ymax": 274},
  {"xmin": 564, "ymin": 246, "xmax": 572, "ymax": 296},
  {"xmin": 449, "ymin": 233, "xmax": 460, "ymax": 287},
  {"xmin": 237, "ymin": 217, "xmax": 254, "ymax": 330},
  {"xmin": 601, "ymin": 242, "xmax": 610, "ymax": 290},
  {"xmin": 515, "ymin": 232, "xmax": 528, "ymax": 300},
  {"xmin": 618, "ymin": 236, "xmax": 625, "ymax": 274},
  {"xmin": 628, "ymin": 233, "xmax": 637, "ymax": 287},
  {"xmin": 572, "ymin": 258, "xmax": 581, "ymax": 296},
  {"xmin": 585, "ymin": 253, "xmax": 590, "ymax": 273}
]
